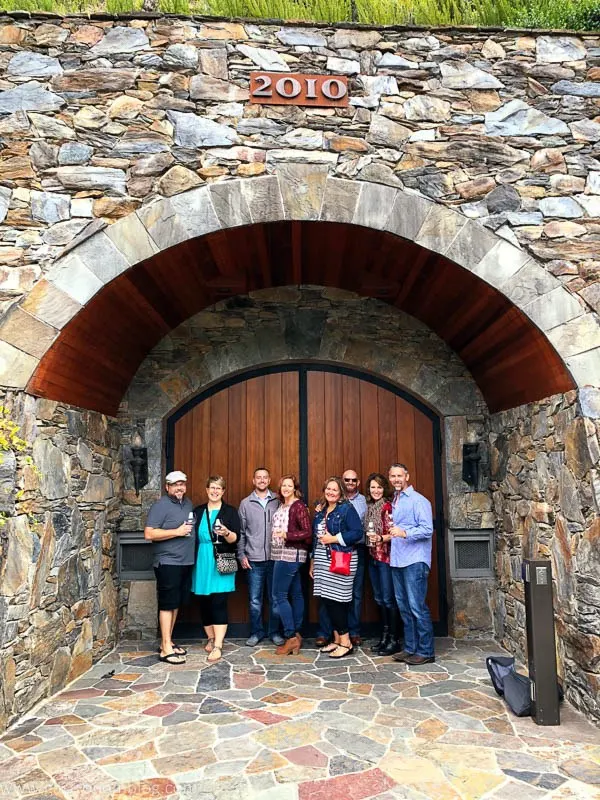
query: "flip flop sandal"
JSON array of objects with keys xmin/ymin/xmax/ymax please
[
  {"xmin": 158, "ymin": 653, "xmax": 186, "ymax": 664},
  {"xmin": 328, "ymin": 645, "xmax": 354, "ymax": 659},
  {"xmin": 156, "ymin": 645, "xmax": 187, "ymax": 656},
  {"xmin": 206, "ymin": 645, "xmax": 222, "ymax": 663},
  {"xmin": 204, "ymin": 638, "xmax": 215, "ymax": 653}
]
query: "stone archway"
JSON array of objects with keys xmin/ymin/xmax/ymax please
[{"xmin": 0, "ymin": 171, "xmax": 585, "ymax": 412}]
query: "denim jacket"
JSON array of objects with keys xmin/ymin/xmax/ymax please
[{"xmin": 312, "ymin": 501, "xmax": 363, "ymax": 553}]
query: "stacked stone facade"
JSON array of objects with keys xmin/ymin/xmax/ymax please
[
  {"xmin": 0, "ymin": 13, "xmax": 600, "ymax": 730},
  {"xmin": 0, "ymin": 391, "xmax": 120, "ymax": 732},
  {"xmin": 491, "ymin": 390, "xmax": 600, "ymax": 722},
  {"xmin": 0, "ymin": 14, "xmax": 598, "ymax": 358}
]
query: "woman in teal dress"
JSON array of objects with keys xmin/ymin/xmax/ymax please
[{"xmin": 192, "ymin": 475, "xmax": 241, "ymax": 663}]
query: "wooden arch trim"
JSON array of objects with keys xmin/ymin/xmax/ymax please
[{"xmin": 26, "ymin": 218, "xmax": 574, "ymax": 416}]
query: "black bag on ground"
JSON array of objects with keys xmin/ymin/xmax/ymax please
[
  {"xmin": 486, "ymin": 655, "xmax": 515, "ymax": 697},
  {"xmin": 486, "ymin": 654, "xmax": 564, "ymax": 718},
  {"xmin": 503, "ymin": 670, "xmax": 532, "ymax": 717},
  {"xmin": 486, "ymin": 655, "xmax": 531, "ymax": 717}
]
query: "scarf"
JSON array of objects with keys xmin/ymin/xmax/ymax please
[{"xmin": 365, "ymin": 498, "xmax": 385, "ymax": 536}]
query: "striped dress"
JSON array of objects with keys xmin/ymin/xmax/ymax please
[{"xmin": 313, "ymin": 518, "xmax": 358, "ymax": 603}]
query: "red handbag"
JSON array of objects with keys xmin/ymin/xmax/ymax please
[{"xmin": 329, "ymin": 549, "xmax": 352, "ymax": 576}]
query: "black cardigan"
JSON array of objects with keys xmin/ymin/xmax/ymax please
[{"xmin": 193, "ymin": 502, "xmax": 241, "ymax": 556}]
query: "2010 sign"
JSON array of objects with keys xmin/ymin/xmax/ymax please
[{"xmin": 249, "ymin": 72, "xmax": 349, "ymax": 108}]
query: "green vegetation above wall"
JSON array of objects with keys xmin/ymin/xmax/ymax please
[{"xmin": 0, "ymin": 0, "xmax": 599, "ymax": 30}]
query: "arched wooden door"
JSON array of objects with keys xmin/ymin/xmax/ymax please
[{"xmin": 167, "ymin": 364, "xmax": 446, "ymax": 635}]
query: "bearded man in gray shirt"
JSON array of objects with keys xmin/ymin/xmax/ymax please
[{"xmin": 144, "ymin": 470, "xmax": 195, "ymax": 664}]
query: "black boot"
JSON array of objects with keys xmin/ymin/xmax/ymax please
[
  {"xmin": 380, "ymin": 608, "xmax": 403, "ymax": 656},
  {"xmin": 370, "ymin": 605, "xmax": 388, "ymax": 653}
]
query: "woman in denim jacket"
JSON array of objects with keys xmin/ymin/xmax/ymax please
[{"xmin": 310, "ymin": 476, "xmax": 363, "ymax": 658}]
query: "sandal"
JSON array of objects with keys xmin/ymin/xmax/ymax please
[
  {"xmin": 158, "ymin": 652, "xmax": 186, "ymax": 664},
  {"xmin": 328, "ymin": 644, "xmax": 354, "ymax": 659},
  {"xmin": 206, "ymin": 645, "xmax": 222, "ymax": 663},
  {"xmin": 157, "ymin": 645, "xmax": 187, "ymax": 656},
  {"xmin": 204, "ymin": 638, "xmax": 215, "ymax": 653},
  {"xmin": 320, "ymin": 642, "xmax": 339, "ymax": 653}
]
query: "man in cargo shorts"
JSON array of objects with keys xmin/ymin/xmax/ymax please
[{"xmin": 144, "ymin": 470, "xmax": 195, "ymax": 664}]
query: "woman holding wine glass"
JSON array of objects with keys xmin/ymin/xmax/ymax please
[
  {"xmin": 365, "ymin": 472, "xmax": 399, "ymax": 655},
  {"xmin": 271, "ymin": 474, "xmax": 312, "ymax": 655},
  {"xmin": 192, "ymin": 475, "xmax": 241, "ymax": 663}
]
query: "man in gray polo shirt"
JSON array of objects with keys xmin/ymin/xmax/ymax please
[{"xmin": 144, "ymin": 470, "xmax": 195, "ymax": 664}]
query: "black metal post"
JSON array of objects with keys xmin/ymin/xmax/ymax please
[{"xmin": 523, "ymin": 559, "xmax": 560, "ymax": 725}]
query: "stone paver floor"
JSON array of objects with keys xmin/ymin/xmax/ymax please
[{"xmin": 1, "ymin": 637, "xmax": 599, "ymax": 800}]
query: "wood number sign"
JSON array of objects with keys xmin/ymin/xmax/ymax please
[{"xmin": 250, "ymin": 72, "xmax": 349, "ymax": 107}]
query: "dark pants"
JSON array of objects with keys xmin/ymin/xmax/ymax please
[
  {"xmin": 272, "ymin": 560, "xmax": 304, "ymax": 639},
  {"xmin": 246, "ymin": 559, "xmax": 279, "ymax": 638},
  {"xmin": 197, "ymin": 592, "xmax": 228, "ymax": 626},
  {"xmin": 317, "ymin": 545, "xmax": 365, "ymax": 638},
  {"xmin": 368, "ymin": 557, "xmax": 395, "ymax": 609},
  {"xmin": 391, "ymin": 562, "xmax": 434, "ymax": 658},
  {"xmin": 321, "ymin": 597, "xmax": 350, "ymax": 636}
]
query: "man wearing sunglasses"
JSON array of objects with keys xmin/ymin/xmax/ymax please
[{"xmin": 315, "ymin": 469, "xmax": 367, "ymax": 648}]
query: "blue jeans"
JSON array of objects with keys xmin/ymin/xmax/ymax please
[
  {"xmin": 272, "ymin": 560, "xmax": 304, "ymax": 639},
  {"xmin": 368, "ymin": 557, "xmax": 395, "ymax": 609},
  {"xmin": 391, "ymin": 562, "xmax": 434, "ymax": 658},
  {"xmin": 318, "ymin": 545, "xmax": 365, "ymax": 638},
  {"xmin": 246, "ymin": 560, "xmax": 279, "ymax": 639}
]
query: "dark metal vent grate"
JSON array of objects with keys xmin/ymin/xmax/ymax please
[
  {"xmin": 121, "ymin": 543, "xmax": 154, "ymax": 575},
  {"xmin": 455, "ymin": 539, "xmax": 490, "ymax": 571}
]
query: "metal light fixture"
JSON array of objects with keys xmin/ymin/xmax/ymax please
[
  {"xmin": 462, "ymin": 442, "xmax": 481, "ymax": 489},
  {"xmin": 129, "ymin": 430, "xmax": 148, "ymax": 496}
]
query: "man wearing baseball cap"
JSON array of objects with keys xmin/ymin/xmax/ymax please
[{"xmin": 144, "ymin": 470, "xmax": 195, "ymax": 664}]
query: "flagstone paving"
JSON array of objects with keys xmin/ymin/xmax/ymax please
[{"xmin": 1, "ymin": 638, "xmax": 599, "ymax": 800}]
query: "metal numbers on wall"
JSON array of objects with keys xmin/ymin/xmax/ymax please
[{"xmin": 250, "ymin": 72, "xmax": 349, "ymax": 107}]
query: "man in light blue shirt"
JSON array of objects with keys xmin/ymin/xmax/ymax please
[{"xmin": 388, "ymin": 462, "xmax": 435, "ymax": 665}]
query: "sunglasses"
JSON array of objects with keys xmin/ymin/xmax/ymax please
[{"xmin": 343, "ymin": 478, "xmax": 358, "ymax": 483}]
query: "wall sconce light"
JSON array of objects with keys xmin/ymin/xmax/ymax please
[
  {"xmin": 462, "ymin": 442, "xmax": 481, "ymax": 490},
  {"xmin": 129, "ymin": 431, "xmax": 148, "ymax": 496}
]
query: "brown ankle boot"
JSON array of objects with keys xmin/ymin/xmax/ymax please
[{"xmin": 276, "ymin": 635, "xmax": 301, "ymax": 655}]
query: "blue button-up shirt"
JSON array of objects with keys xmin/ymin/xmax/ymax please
[
  {"xmin": 349, "ymin": 492, "xmax": 367, "ymax": 525},
  {"xmin": 390, "ymin": 485, "xmax": 434, "ymax": 568},
  {"xmin": 348, "ymin": 492, "xmax": 367, "ymax": 543}
]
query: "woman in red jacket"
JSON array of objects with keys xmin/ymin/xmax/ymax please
[{"xmin": 271, "ymin": 474, "xmax": 312, "ymax": 655}]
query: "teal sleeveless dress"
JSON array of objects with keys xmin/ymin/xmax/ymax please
[{"xmin": 191, "ymin": 508, "xmax": 236, "ymax": 595}]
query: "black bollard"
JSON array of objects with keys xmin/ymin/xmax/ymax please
[{"xmin": 523, "ymin": 559, "xmax": 560, "ymax": 726}]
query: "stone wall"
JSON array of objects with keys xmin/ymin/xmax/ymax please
[
  {"xmin": 117, "ymin": 285, "xmax": 494, "ymax": 637},
  {"xmin": 0, "ymin": 14, "xmax": 599, "ymax": 347},
  {"xmin": 490, "ymin": 389, "xmax": 600, "ymax": 723},
  {"xmin": 0, "ymin": 391, "xmax": 121, "ymax": 732},
  {"xmin": 0, "ymin": 12, "xmax": 599, "ymax": 727}
]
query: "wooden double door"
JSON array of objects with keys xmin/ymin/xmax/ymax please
[{"xmin": 168, "ymin": 364, "xmax": 446, "ymax": 634}]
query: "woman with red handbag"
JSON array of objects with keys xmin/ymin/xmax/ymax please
[{"xmin": 310, "ymin": 476, "xmax": 363, "ymax": 659}]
